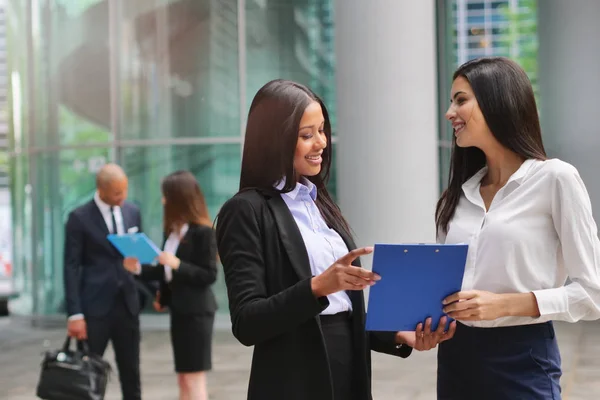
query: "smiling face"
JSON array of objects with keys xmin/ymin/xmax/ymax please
[
  {"xmin": 445, "ymin": 76, "xmax": 494, "ymax": 149},
  {"xmin": 293, "ymin": 101, "xmax": 327, "ymax": 179}
]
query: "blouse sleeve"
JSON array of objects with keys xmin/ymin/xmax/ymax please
[{"xmin": 532, "ymin": 164, "xmax": 600, "ymax": 322}]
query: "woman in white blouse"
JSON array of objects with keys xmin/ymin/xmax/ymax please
[
  {"xmin": 436, "ymin": 57, "xmax": 600, "ymax": 399},
  {"xmin": 124, "ymin": 171, "xmax": 217, "ymax": 400}
]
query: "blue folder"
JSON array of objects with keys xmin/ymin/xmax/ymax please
[
  {"xmin": 365, "ymin": 243, "xmax": 468, "ymax": 332},
  {"xmin": 107, "ymin": 233, "xmax": 161, "ymax": 264}
]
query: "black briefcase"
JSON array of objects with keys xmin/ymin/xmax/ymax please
[{"xmin": 36, "ymin": 336, "xmax": 112, "ymax": 400}]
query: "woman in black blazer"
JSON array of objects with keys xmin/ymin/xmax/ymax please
[
  {"xmin": 216, "ymin": 79, "xmax": 456, "ymax": 400},
  {"xmin": 124, "ymin": 170, "xmax": 217, "ymax": 400}
]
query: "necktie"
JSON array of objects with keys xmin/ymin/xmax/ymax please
[{"xmin": 110, "ymin": 206, "xmax": 118, "ymax": 234}]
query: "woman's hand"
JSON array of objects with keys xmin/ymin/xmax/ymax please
[
  {"xmin": 395, "ymin": 316, "xmax": 457, "ymax": 351},
  {"xmin": 153, "ymin": 291, "xmax": 166, "ymax": 312},
  {"xmin": 443, "ymin": 290, "xmax": 507, "ymax": 321},
  {"xmin": 443, "ymin": 290, "xmax": 540, "ymax": 320},
  {"xmin": 311, "ymin": 247, "xmax": 379, "ymax": 297},
  {"xmin": 123, "ymin": 257, "xmax": 140, "ymax": 274},
  {"xmin": 158, "ymin": 252, "xmax": 181, "ymax": 269}
]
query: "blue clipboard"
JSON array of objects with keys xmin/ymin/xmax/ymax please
[
  {"xmin": 107, "ymin": 233, "xmax": 161, "ymax": 264},
  {"xmin": 365, "ymin": 243, "xmax": 468, "ymax": 332}
]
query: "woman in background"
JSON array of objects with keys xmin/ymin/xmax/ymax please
[{"xmin": 124, "ymin": 170, "xmax": 217, "ymax": 400}]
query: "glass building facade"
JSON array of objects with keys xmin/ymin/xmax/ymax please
[
  {"xmin": 452, "ymin": 0, "xmax": 537, "ymax": 66},
  {"xmin": 6, "ymin": 0, "xmax": 336, "ymax": 317},
  {"xmin": 4, "ymin": 0, "xmax": 541, "ymax": 319}
]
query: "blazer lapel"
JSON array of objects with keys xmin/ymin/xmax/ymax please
[
  {"xmin": 266, "ymin": 193, "xmax": 312, "ymax": 281},
  {"xmin": 90, "ymin": 200, "xmax": 120, "ymax": 255},
  {"xmin": 174, "ymin": 226, "xmax": 192, "ymax": 259},
  {"xmin": 90, "ymin": 200, "xmax": 110, "ymax": 236}
]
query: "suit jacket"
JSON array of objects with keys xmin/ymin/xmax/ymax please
[
  {"xmin": 64, "ymin": 200, "xmax": 143, "ymax": 318},
  {"xmin": 139, "ymin": 223, "xmax": 218, "ymax": 315},
  {"xmin": 215, "ymin": 189, "xmax": 411, "ymax": 400}
]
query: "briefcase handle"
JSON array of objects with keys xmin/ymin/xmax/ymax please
[{"xmin": 62, "ymin": 336, "xmax": 91, "ymax": 355}]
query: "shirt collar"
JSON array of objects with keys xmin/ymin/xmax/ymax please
[
  {"xmin": 169, "ymin": 223, "xmax": 189, "ymax": 239},
  {"xmin": 461, "ymin": 165, "xmax": 489, "ymax": 193},
  {"xmin": 94, "ymin": 191, "xmax": 119, "ymax": 213},
  {"xmin": 508, "ymin": 158, "xmax": 538, "ymax": 184},
  {"xmin": 461, "ymin": 158, "xmax": 538, "ymax": 202},
  {"xmin": 179, "ymin": 223, "xmax": 189, "ymax": 236},
  {"xmin": 275, "ymin": 177, "xmax": 318, "ymax": 201}
]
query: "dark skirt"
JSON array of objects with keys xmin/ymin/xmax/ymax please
[
  {"xmin": 438, "ymin": 321, "xmax": 562, "ymax": 400},
  {"xmin": 170, "ymin": 312, "xmax": 214, "ymax": 373},
  {"xmin": 320, "ymin": 312, "xmax": 356, "ymax": 400}
]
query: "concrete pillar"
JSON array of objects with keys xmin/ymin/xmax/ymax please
[
  {"xmin": 538, "ymin": 0, "xmax": 600, "ymax": 219},
  {"xmin": 334, "ymin": 0, "xmax": 439, "ymax": 257}
]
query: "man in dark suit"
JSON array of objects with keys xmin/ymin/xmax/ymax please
[{"xmin": 64, "ymin": 163, "xmax": 143, "ymax": 400}]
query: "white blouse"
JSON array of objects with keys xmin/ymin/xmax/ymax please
[
  {"xmin": 162, "ymin": 224, "xmax": 189, "ymax": 282},
  {"xmin": 439, "ymin": 158, "xmax": 600, "ymax": 327}
]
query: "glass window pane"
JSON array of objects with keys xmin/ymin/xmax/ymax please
[
  {"xmin": 467, "ymin": 15, "xmax": 485, "ymax": 24},
  {"xmin": 10, "ymin": 148, "xmax": 110, "ymax": 316},
  {"xmin": 467, "ymin": 3, "xmax": 485, "ymax": 10},
  {"xmin": 438, "ymin": 145, "xmax": 452, "ymax": 191},
  {"xmin": 245, "ymin": 1, "xmax": 336, "ymax": 129},
  {"xmin": 120, "ymin": 0, "xmax": 240, "ymax": 139},
  {"xmin": 7, "ymin": 154, "xmax": 32, "ymax": 315},
  {"xmin": 50, "ymin": 1, "xmax": 113, "ymax": 145}
]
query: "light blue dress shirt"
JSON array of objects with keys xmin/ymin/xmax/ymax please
[{"xmin": 277, "ymin": 178, "xmax": 353, "ymax": 315}]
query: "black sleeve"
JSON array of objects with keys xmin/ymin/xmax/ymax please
[
  {"xmin": 216, "ymin": 196, "xmax": 328, "ymax": 346},
  {"xmin": 171, "ymin": 226, "xmax": 218, "ymax": 286},
  {"xmin": 137, "ymin": 208, "xmax": 143, "ymax": 233},
  {"xmin": 139, "ymin": 264, "xmax": 166, "ymax": 281},
  {"xmin": 63, "ymin": 212, "xmax": 84, "ymax": 316},
  {"xmin": 369, "ymin": 331, "xmax": 412, "ymax": 358}
]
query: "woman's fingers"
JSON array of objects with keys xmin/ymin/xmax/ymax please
[
  {"xmin": 443, "ymin": 299, "xmax": 476, "ymax": 314},
  {"xmin": 336, "ymin": 247, "xmax": 374, "ymax": 265},
  {"xmin": 440, "ymin": 321, "xmax": 457, "ymax": 342},
  {"xmin": 345, "ymin": 266, "xmax": 380, "ymax": 282}
]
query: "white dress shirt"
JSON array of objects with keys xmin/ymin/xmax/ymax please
[
  {"xmin": 162, "ymin": 224, "xmax": 189, "ymax": 282},
  {"xmin": 277, "ymin": 179, "xmax": 353, "ymax": 315},
  {"xmin": 94, "ymin": 191, "xmax": 125, "ymax": 234},
  {"xmin": 439, "ymin": 158, "xmax": 600, "ymax": 327}
]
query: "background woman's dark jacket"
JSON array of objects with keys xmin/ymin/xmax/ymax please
[{"xmin": 140, "ymin": 223, "xmax": 217, "ymax": 315}]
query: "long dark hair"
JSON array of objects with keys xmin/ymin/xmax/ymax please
[
  {"xmin": 435, "ymin": 57, "xmax": 547, "ymax": 235},
  {"xmin": 239, "ymin": 79, "xmax": 351, "ymax": 236},
  {"xmin": 162, "ymin": 170, "xmax": 212, "ymax": 235}
]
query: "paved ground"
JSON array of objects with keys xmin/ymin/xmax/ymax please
[{"xmin": 1, "ymin": 316, "xmax": 600, "ymax": 399}]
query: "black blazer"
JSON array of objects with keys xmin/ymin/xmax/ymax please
[
  {"xmin": 216, "ymin": 189, "xmax": 411, "ymax": 400},
  {"xmin": 64, "ymin": 200, "xmax": 142, "ymax": 318},
  {"xmin": 138, "ymin": 223, "xmax": 218, "ymax": 315}
]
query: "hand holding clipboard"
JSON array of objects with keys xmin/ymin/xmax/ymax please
[
  {"xmin": 107, "ymin": 233, "xmax": 161, "ymax": 264},
  {"xmin": 366, "ymin": 243, "xmax": 468, "ymax": 348}
]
